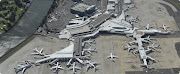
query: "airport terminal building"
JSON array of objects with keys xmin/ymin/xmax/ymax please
[{"xmin": 70, "ymin": 3, "xmax": 96, "ymax": 16}]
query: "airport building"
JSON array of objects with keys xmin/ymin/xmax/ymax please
[
  {"xmin": 71, "ymin": 3, "xmax": 96, "ymax": 16},
  {"xmin": 107, "ymin": 0, "xmax": 116, "ymax": 11},
  {"xmin": 124, "ymin": 0, "xmax": 132, "ymax": 4}
]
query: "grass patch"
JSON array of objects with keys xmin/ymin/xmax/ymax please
[{"xmin": 0, "ymin": 23, "xmax": 8, "ymax": 30}]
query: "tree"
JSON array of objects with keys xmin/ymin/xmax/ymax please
[
  {"xmin": 8, "ymin": 12, "xmax": 16, "ymax": 22},
  {"xmin": 14, "ymin": 0, "xmax": 23, "ymax": 7},
  {"xmin": 23, "ymin": 0, "xmax": 30, "ymax": 3},
  {"xmin": 0, "ymin": 14, "xmax": 2, "ymax": 17},
  {"xmin": 9, "ymin": 7, "xmax": 14, "ymax": 11}
]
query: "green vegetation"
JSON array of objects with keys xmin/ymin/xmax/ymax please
[
  {"xmin": 0, "ymin": 0, "xmax": 30, "ymax": 34},
  {"xmin": 167, "ymin": 0, "xmax": 180, "ymax": 9}
]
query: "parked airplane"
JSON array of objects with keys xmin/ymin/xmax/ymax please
[
  {"xmin": 31, "ymin": 47, "xmax": 45, "ymax": 56},
  {"xmin": 127, "ymin": 4, "xmax": 137, "ymax": 9},
  {"xmin": 48, "ymin": 15, "xmax": 57, "ymax": 23},
  {"xmin": 50, "ymin": 62, "xmax": 64, "ymax": 72},
  {"xmin": 82, "ymin": 38, "xmax": 96, "ymax": 46},
  {"xmin": 144, "ymin": 35, "xmax": 156, "ymax": 42},
  {"xmin": 81, "ymin": 47, "xmax": 97, "ymax": 55},
  {"xmin": 68, "ymin": 62, "xmax": 81, "ymax": 74},
  {"xmin": 85, "ymin": 60, "xmax": 98, "ymax": 72},
  {"xmin": 123, "ymin": 44, "xmax": 135, "ymax": 52},
  {"xmin": 124, "ymin": 4, "xmax": 137, "ymax": 11},
  {"xmin": 128, "ymin": 16, "xmax": 140, "ymax": 23},
  {"xmin": 145, "ymin": 24, "xmax": 153, "ymax": 30},
  {"xmin": 66, "ymin": 58, "xmax": 84, "ymax": 66},
  {"xmin": 107, "ymin": 53, "xmax": 118, "ymax": 61},
  {"xmin": 14, "ymin": 61, "xmax": 32, "ymax": 74},
  {"xmin": 147, "ymin": 43, "xmax": 160, "ymax": 50},
  {"xmin": 160, "ymin": 24, "xmax": 169, "ymax": 31}
]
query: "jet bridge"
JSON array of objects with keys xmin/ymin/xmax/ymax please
[{"xmin": 74, "ymin": 37, "xmax": 83, "ymax": 56}]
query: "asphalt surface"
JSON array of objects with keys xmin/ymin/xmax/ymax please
[
  {"xmin": 126, "ymin": 68, "xmax": 180, "ymax": 74},
  {"xmin": 175, "ymin": 42, "xmax": 180, "ymax": 58},
  {"xmin": 0, "ymin": 0, "xmax": 54, "ymax": 58}
]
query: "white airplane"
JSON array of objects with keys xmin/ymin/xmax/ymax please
[
  {"xmin": 81, "ymin": 47, "xmax": 97, "ymax": 55},
  {"xmin": 127, "ymin": 4, "xmax": 137, "ymax": 9},
  {"xmin": 145, "ymin": 24, "xmax": 153, "ymax": 30},
  {"xmin": 48, "ymin": 15, "xmax": 57, "ymax": 23},
  {"xmin": 66, "ymin": 58, "xmax": 84, "ymax": 66},
  {"xmin": 31, "ymin": 47, "xmax": 45, "ymax": 56},
  {"xmin": 160, "ymin": 24, "xmax": 169, "ymax": 31},
  {"xmin": 68, "ymin": 62, "xmax": 81, "ymax": 74},
  {"xmin": 147, "ymin": 43, "xmax": 160, "ymax": 50},
  {"xmin": 128, "ymin": 16, "xmax": 140, "ymax": 23},
  {"xmin": 82, "ymin": 38, "xmax": 96, "ymax": 46},
  {"xmin": 85, "ymin": 60, "xmax": 98, "ymax": 72},
  {"xmin": 50, "ymin": 62, "xmax": 64, "ymax": 71},
  {"xmin": 67, "ymin": 59, "xmax": 73, "ymax": 66},
  {"xmin": 124, "ymin": 4, "xmax": 137, "ymax": 11},
  {"xmin": 122, "ymin": 44, "xmax": 135, "ymax": 52},
  {"xmin": 144, "ymin": 35, "xmax": 156, "ymax": 42},
  {"xmin": 48, "ymin": 19, "xmax": 53, "ymax": 23},
  {"xmin": 106, "ymin": 53, "xmax": 118, "ymax": 61},
  {"xmin": 14, "ymin": 62, "xmax": 32, "ymax": 74}
]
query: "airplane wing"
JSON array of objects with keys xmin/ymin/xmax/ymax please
[
  {"xmin": 87, "ymin": 51, "xmax": 92, "ymax": 55},
  {"xmin": 113, "ymin": 56, "xmax": 118, "ymax": 58},
  {"xmin": 50, "ymin": 66, "xmax": 56, "ymax": 70},
  {"xmin": 22, "ymin": 68, "xmax": 26, "ymax": 74},
  {"xmin": 33, "ymin": 47, "xmax": 38, "ymax": 51},
  {"xmin": 76, "ymin": 58, "xmax": 83, "ymax": 64},
  {"xmin": 57, "ymin": 66, "xmax": 64, "ymax": 70},
  {"xmin": 75, "ymin": 66, "xmax": 81, "ymax": 70},
  {"xmin": 67, "ymin": 59, "xmax": 72, "ymax": 66},
  {"xmin": 86, "ymin": 64, "xmax": 90, "ymax": 72},
  {"xmin": 106, "ymin": 55, "xmax": 111, "ymax": 59},
  {"xmin": 92, "ymin": 62, "xmax": 98, "ymax": 65},
  {"xmin": 40, "ymin": 48, "xmax": 43, "ymax": 53},
  {"xmin": 14, "ymin": 68, "xmax": 20, "ymax": 73},
  {"xmin": 17, "ymin": 64, "xmax": 26, "ymax": 68},
  {"xmin": 31, "ymin": 53, "xmax": 39, "ymax": 55},
  {"xmin": 68, "ymin": 67, "xmax": 73, "ymax": 70}
]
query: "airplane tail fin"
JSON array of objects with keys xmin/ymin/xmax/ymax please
[
  {"xmin": 94, "ymin": 66, "xmax": 99, "ymax": 72},
  {"xmin": 14, "ymin": 68, "xmax": 19, "ymax": 73},
  {"xmin": 140, "ymin": 64, "xmax": 148, "ymax": 68}
]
